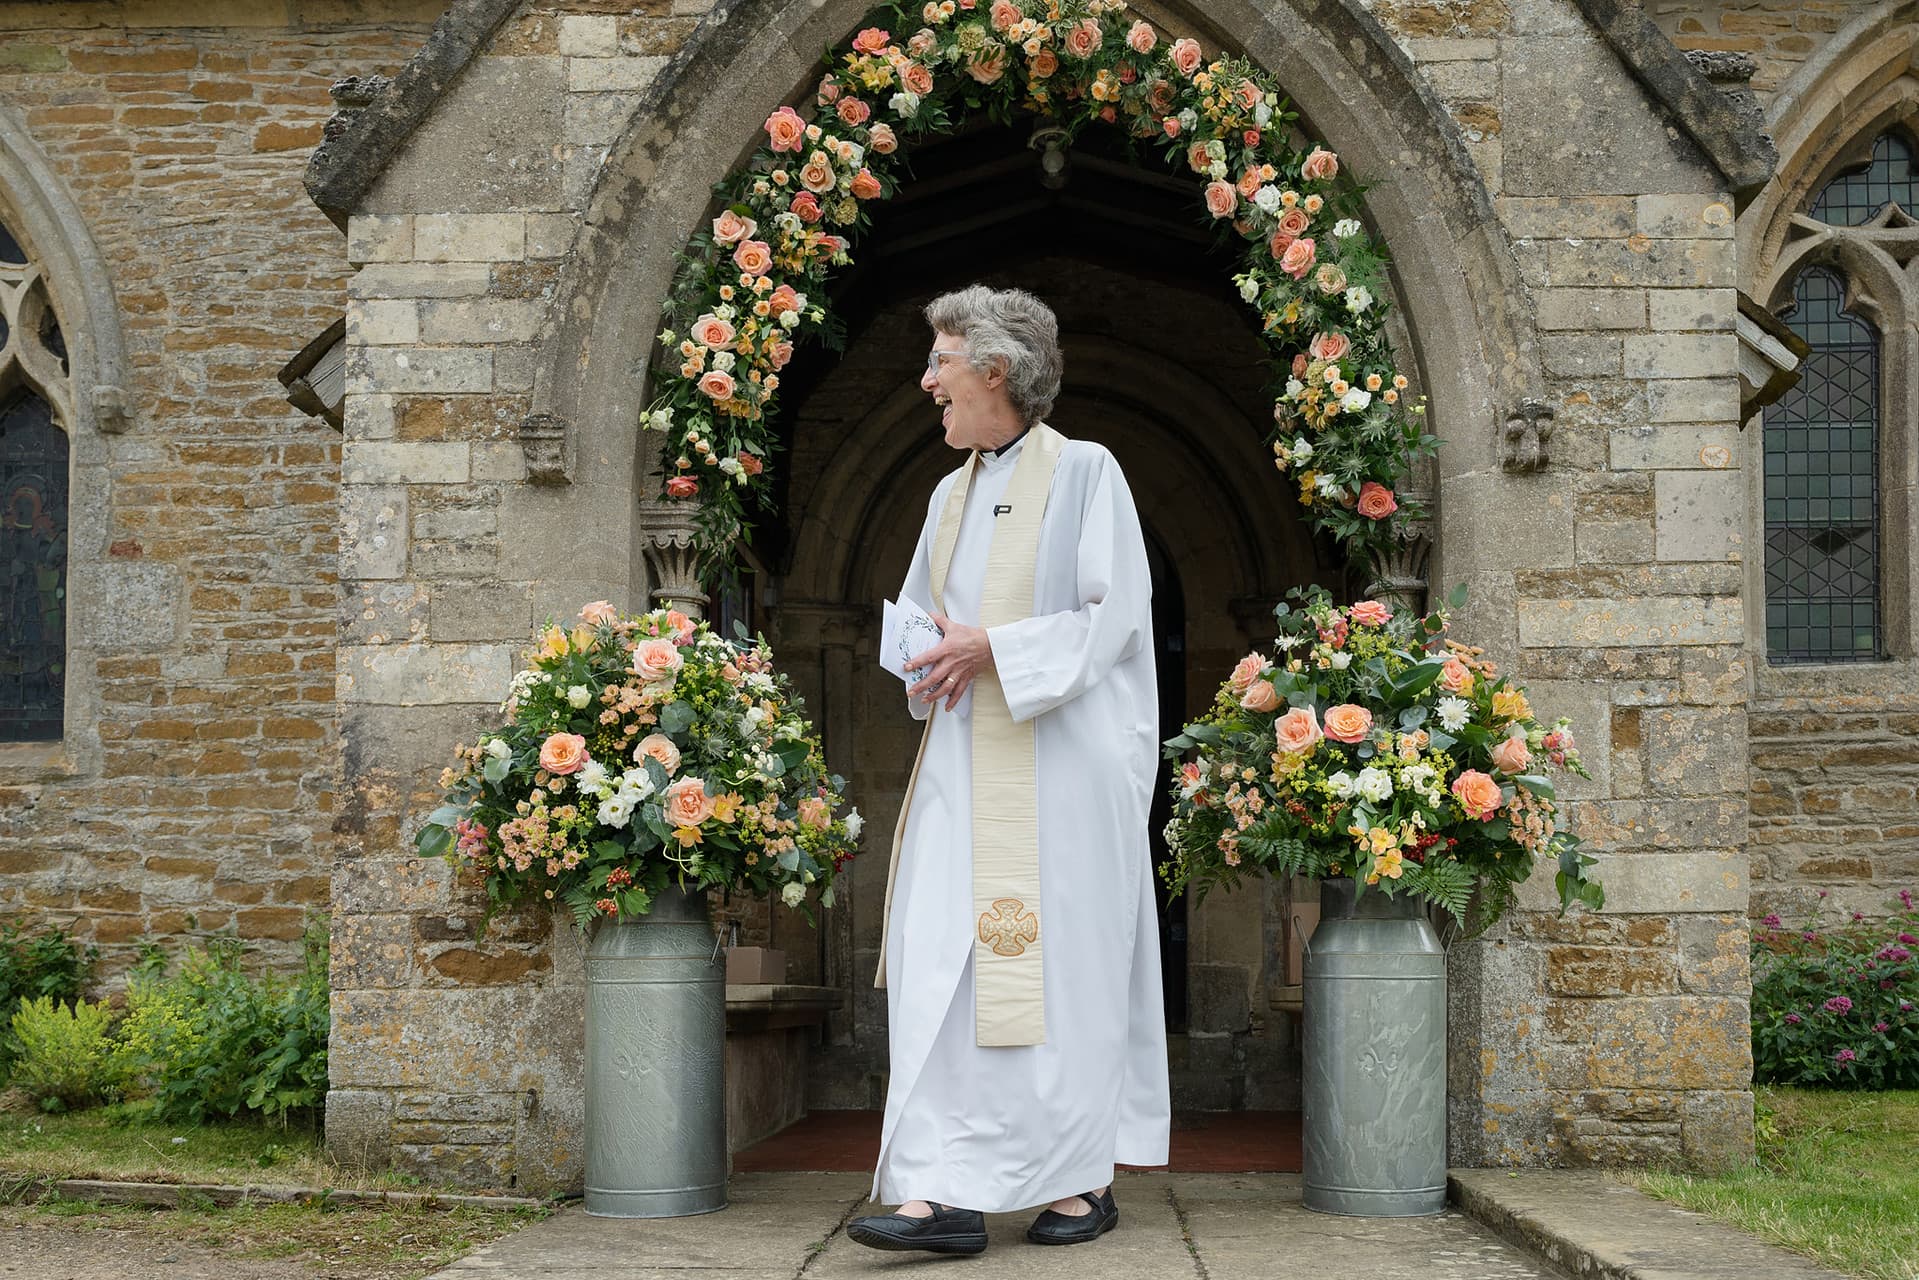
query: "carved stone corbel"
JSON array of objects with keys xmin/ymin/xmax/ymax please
[
  {"xmin": 519, "ymin": 412, "xmax": 569, "ymax": 486},
  {"xmin": 638, "ymin": 503, "xmax": 707, "ymax": 619},
  {"xmin": 1365, "ymin": 514, "xmax": 1432, "ymax": 616},
  {"xmin": 92, "ymin": 384, "xmax": 130, "ymax": 433},
  {"xmin": 1501, "ymin": 399, "xmax": 1555, "ymax": 472}
]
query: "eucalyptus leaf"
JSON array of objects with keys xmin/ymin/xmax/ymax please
[
  {"xmin": 1514, "ymin": 774, "xmax": 1555, "ymax": 799},
  {"xmin": 482, "ymin": 757, "xmax": 509, "ymax": 785},
  {"xmin": 416, "ymin": 825, "xmax": 453, "ymax": 858},
  {"xmin": 660, "ymin": 701, "xmax": 696, "ymax": 735}
]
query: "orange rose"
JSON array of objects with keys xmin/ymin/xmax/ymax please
[
  {"xmin": 767, "ymin": 284, "xmax": 803, "ymax": 315},
  {"xmin": 732, "ymin": 239, "xmax": 773, "ymax": 276},
  {"xmin": 851, "ymin": 26, "xmax": 891, "ymax": 55},
  {"xmin": 692, "ymin": 313, "xmax": 736, "ymax": 348},
  {"xmin": 1452, "ymin": 769, "xmax": 1503, "ymax": 821},
  {"xmin": 1240, "ymin": 679, "xmax": 1280, "ymax": 713},
  {"xmin": 798, "ymin": 796, "xmax": 831, "ymax": 831},
  {"xmin": 631, "ymin": 638, "xmax": 684, "ymax": 685},
  {"xmin": 1204, "ymin": 180, "xmax": 1237, "ymax": 219},
  {"xmin": 868, "ymin": 122, "xmax": 898, "ymax": 154},
  {"xmin": 1170, "ymin": 36, "xmax": 1203, "ymax": 77},
  {"xmin": 1322, "ymin": 703, "xmax": 1374, "ymax": 744},
  {"xmin": 1228, "ymin": 652, "xmax": 1270, "ymax": 694},
  {"xmin": 665, "ymin": 475, "xmax": 698, "ymax": 498},
  {"xmin": 1301, "ymin": 146, "xmax": 1339, "ymax": 182},
  {"xmin": 836, "ymin": 96, "xmax": 870, "ymax": 127},
  {"xmin": 697, "ymin": 370, "xmax": 735, "ymax": 401},
  {"xmin": 1064, "ymin": 17, "xmax": 1101, "ymax": 58},
  {"xmin": 1439, "ymin": 658, "xmax": 1474, "ymax": 694},
  {"xmin": 538, "ymin": 732, "xmax": 589, "ymax": 776},
  {"xmin": 849, "ymin": 167, "xmax": 883, "ymax": 200},
  {"xmin": 1273, "ymin": 706, "xmax": 1322, "ymax": 756},
  {"xmin": 635, "ymin": 732, "xmax": 681, "ymax": 774},
  {"xmin": 1348, "ymin": 600, "xmax": 1391, "ymax": 627},
  {"xmin": 1309, "ymin": 331, "xmax": 1349, "ymax": 362},
  {"xmin": 1489, "ymin": 735, "xmax": 1532, "ymax": 775},
  {"xmin": 664, "ymin": 776, "xmax": 715, "ymax": 828},
  {"xmin": 1235, "ymin": 79, "xmax": 1260, "ymax": 110},
  {"xmin": 1127, "ymin": 19, "xmax": 1156, "ymax": 53},
  {"xmin": 769, "ymin": 340, "xmax": 795, "ymax": 369},
  {"xmin": 902, "ymin": 61, "xmax": 934, "ymax": 95},
  {"xmin": 1279, "ymin": 236, "xmax": 1317, "ymax": 280},
  {"xmin": 663, "ymin": 609, "xmax": 696, "ymax": 643},
  {"xmin": 1356, "ymin": 482, "xmax": 1398, "ymax": 520},
  {"xmin": 763, "ymin": 106, "xmax": 806, "ymax": 153},
  {"xmin": 1236, "ymin": 167, "xmax": 1261, "ymax": 199}
]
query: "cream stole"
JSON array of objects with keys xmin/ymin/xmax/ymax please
[{"xmin": 874, "ymin": 423, "xmax": 1063, "ymax": 1047}]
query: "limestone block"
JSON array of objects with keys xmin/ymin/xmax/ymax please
[
  {"xmin": 1609, "ymin": 425, "xmax": 1739, "ymax": 470},
  {"xmin": 347, "ymin": 299, "xmax": 418, "ymax": 347},
  {"xmin": 1646, "ymin": 377, "xmax": 1739, "ymax": 423},
  {"xmin": 347, "ymin": 215, "xmax": 413, "ymax": 266},
  {"xmin": 1420, "ymin": 59, "xmax": 1498, "ymax": 104},
  {"xmin": 414, "ymin": 213, "xmax": 526, "ymax": 263},
  {"xmin": 1677, "ymin": 915, "xmax": 1751, "ymax": 994},
  {"xmin": 333, "ymin": 912, "xmax": 421, "ymax": 987},
  {"xmin": 1542, "ymin": 334, "xmax": 1621, "ymax": 377},
  {"xmin": 493, "ymin": 344, "xmax": 540, "ymax": 392},
  {"xmin": 1624, "ymin": 333, "xmax": 1737, "ymax": 380},
  {"xmin": 341, "ymin": 485, "xmax": 408, "ymax": 580},
  {"xmin": 1681, "ymin": 1090, "xmax": 1755, "ymax": 1171},
  {"xmin": 70, "ymin": 562, "xmax": 182, "ymax": 652},
  {"xmin": 1657, "ymin": 470, "xmax": 1743, "ymax": 561},
  {"xmin": 1517, "ymin": 596, "xmax": 1741, "ymax": 648},
  {"xmin": 413, "ymin": 503, "xmax": 498, "ymax": 541},
  {"xmin": 340, "ymin": 581, "xmax": 430, "ymax": 646},
  {"xmin": 351, "ymin": 263, "xmax": 492, "ymax": 300},
  {"xmin": 564, "ymin": 145, "xmax": 606, "ymax": 209},
  {"xmin": 472, "ymin": 441, "xmax": 530, "ymax": 482},
  {"xmin": 418, "ymin": 300, "xmax": 545, "ymax": 345},
  {"xmin": 566, "ymin": 55, "xmax": 668, "ymax": 93},
  {"xmin": 432, "ymin": 584, "xmax": 536, "ymax": 643},
  {"xmin": 1535, "ymin": 288, "xmax": 1644, "ymax": 331},
  {"xmin": 1404, "ymin": 37, "xmax": 1498, "ymax": 61},
  {"xmin": 1575, "ymin": 518, "xmax": 1654, "ymax": 565},
  {"xmin": 1442, "ymin": 472, "xmax": 1575, "ymax": 570},
  {"xmin": 1498, "ymin": 196, "xmax": 1636, "ymax": 240},
  {"xmin": 564, "ymin": 92, "xmax": 639, "ymax": 146},
  {"xmin": 1566, "ymin": 798, "xmax": 1748, "ymax": 854},
  {"xmin": 1649, "ymin": 288, "xmax": 1737, "ymax": 331},
  {"xmin": 525, "ymin": 213, "xmax": 579, "ymax": 260},
  {"xmin": 338, "ymin": 643, "xmax": 513, "ymax": 706},
  {"xmin": 332, "ymin": 857, "xmax": 454, "ymax": 917},
  {"xmin": 557, "ymin": 14, "xmax": 616, "ymax": 56},
  {"xmin": 1637, "ymin": 194, "xmax": 1735, "ymax": 239},
  {"xmin": 1545, "ymin": 944, "xmax": 1679, "ymax": 996},
  {"xmin": 1643, "ymin": 706, "xmax": 1747, "ymax": 797},
  {"xmin": 347, "ymin": 348, "xmax": 493, "ymax": 396},
  {"xmin": 1544, "ymin": 239, "xmax": 1735, "ymax": 289},
  {"xmin": 363, "ymin": 58, "xmax": 566, "ymax": 214},
  {"xmin": 324, "ymin": 1089, "xmax": 394, "ymax": 1171},
  {"xmin": 342, "ymin": 441, "xmax": 471, "ymax": 485},
  {"xmin": 1587, "ymin": 996, "xmax": 1750, "ymax": 1089}
]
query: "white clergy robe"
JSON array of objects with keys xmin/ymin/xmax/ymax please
[{"xmin": 874, "ymin": 431, "xmax": 1171, "ymax": 1213}]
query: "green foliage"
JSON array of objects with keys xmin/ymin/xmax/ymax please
[
  {"xmin": 113, "ymin": 924, "xmax": 330, "ymax": 1124},
  {"xmin": 0, "ymin": 920, "xmax": 97, "ymax": 1080},
  {"xmin": 10, "ymin": 995, "xmax": 117, "ymax": 1112},
  {"xmin": 1752, "ymin": 891, "xmax": 1918, "ymax": 1089}
]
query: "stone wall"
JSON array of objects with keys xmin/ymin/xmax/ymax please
[
  {"xmin": 0, "ymin": 0, "xmax": 436, "ymax": 975},
  {"xmin": 1649, "ymin": 0, "xmax": 1851, "ymax": 97}
]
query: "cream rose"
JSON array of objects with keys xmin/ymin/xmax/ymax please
[
  {"xmin": 1322, "ymin": 703, "xmax": 1374, "ymax": 744},
  {"xmin": 868, "ymin": 122, "xmax": 898, "ymax": 154},
  {"xmin": 1239, "ymin": 679, "xmax": 1280, "ymax": 713},
  {"xmin": 711, "ymin": 210, "xmax": 757, "ymax": 245},
  {"xmin": 538, "ymin": 732, "xmax": 589, "ymax": 776},
  {"xmin": 663, "ymin": 776, "xmax": 715, "ymax": 828},
  {"xmin": 1489, "ymin": 734, "xmax": 1532, "ymax": 775},
  {"xmin": 798, "ymin": 156, "xmax": 836, "ymax": 193},
  {"xmin": 631, "ymin": 638, "xmax": 684, "ymax": 685},
  {"xmin": 1273, "ymin": 706, "xmax": 1322, "ymax": 756},
  {"xmin": 1452, "ymin": 769, "xmax": 1503, "ymax": 821},
  {"xmin": 635, "ymin": 732, "xmax": 681, "ymax": 774}
]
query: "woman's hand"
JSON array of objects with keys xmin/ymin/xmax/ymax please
[{"xmin": 908, "ymin": 613, "xmax": 995, "ymax": 711}]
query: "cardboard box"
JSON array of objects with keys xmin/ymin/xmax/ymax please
[{"xmin": 725, "ymin": 946, "xmax": 786, "ymax": 985}]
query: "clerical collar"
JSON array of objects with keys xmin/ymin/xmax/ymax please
[{"xmin": 989, "ymin": 427, "xmax": 1030, "ymax": 458}]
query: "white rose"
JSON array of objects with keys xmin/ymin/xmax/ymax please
[
  {"xmin": 646, "ymin": 409, "xmax": 672, "ymax": 432},
  {"xmin": 1253, "ymin": 185, "xmax": 1282, "ymax": 214},
  {"xmin": 1354, "ymin": 767, "xmax": 1394, "ymax": 803},
  {"xmin": 1330, "ymin": 651, "xmax": 1352, "ymax": 670},
  {"xmin": 1178, "ymin": 108, "xmax": 1197, "ymax": 129},
  {"xmin": 1436, "ymin": 696, "xmax": 1471, "ymax": 732},
  {"xmin": 779, "ymin": 310, "xmax": 800, "ymax": 329},
  {"xmin": 1208, "ymin": 161, "xmax": 1228, "ymax": 180},
  {"xmin": 597, "ymin": 795, "xmax": 634, "ymax": 828},
  {"xmin": 1326, "ymin": 770, "xmax": 1356, "ymax": 800},
  {"xmin": 889, "ymin": 90, "xmax": 921, "ymax": 117},
  {"xmin": 1291, "ymin": 436, "xmax": 1313, "ymax": 462},
  {"xmin": 1254, "ymin": 100, "xmax": 1273, "ymax": 126},
  {"xmin": 712, "ymin": 350, "xmax": 736, "ymax": 373},
  {"xmin": 719, "ymin": 456, "xmax": 743, "ymax": 477},
  {"xmin": 844, "ymin": 809, "xmax": 863, "ymax": 840},
  {"xmin": 781, "ymin": 881, "xmax": 806, "ymax": 907},
  {"xmin": 1345, "ymin": 285, "xmax": 1373, "ymax": 313},
  {"xmin": 1238, "ymin": 277, "xmax": 1259, "ymax": 303},
  {"xmin": 1333, "ymin": 218, "xmax": 1362, "ymax": 239},
  {"xmin": 566, "ymin": 684, "xmax": 592, "ymax": 709},
  {"xmin": 1341, "ymin": 387, "xmax": 1372, "ymax": 413},
  {"xmin": 1284, "ymin": 377, "xmax": 1304, "ymax": 398}
]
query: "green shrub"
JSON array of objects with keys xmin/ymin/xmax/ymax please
[
  {"xmin": 10, "ymin": 996, "xmax": 117, "ymax": 1111},
  {"xmin": 0, "ymin": 921, "xmax": 98, "ymax": 1079},
  {"xmin": 113, "ymin": 925, "xmax": 330, "ymax": 1124},
  {"xmin": 1753, "ymin": 890, "xmax": 1918, "ymax": 1089}
]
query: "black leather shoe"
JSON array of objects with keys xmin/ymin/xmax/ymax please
[
  {"xmin": 1025, "ymin": 1188, "xmax": 1118, "ymax": 1245},
  {"xmin": 847, "ymin": 1202, "xmax": 989, "ymax": 1255}
]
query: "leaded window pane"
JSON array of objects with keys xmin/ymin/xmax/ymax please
[
  {"xmin": 0, "ymin": 220, "xmax": 23, "ymax": 266},
  {"xmin": 1765, "ymin": 267, "xmax": 1880, "ymax": 663},
  {"xmin": 0, "ymin": 390, "xmax": 67, "ymax": 738},
  {"xmin": 1809, "ymin": 131, "xmax": 1919, "ymax": 226}
]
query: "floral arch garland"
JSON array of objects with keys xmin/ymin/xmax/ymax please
[{"xmin": 644, "ymin": 0, "xmax": 1435, "ymax": 582}]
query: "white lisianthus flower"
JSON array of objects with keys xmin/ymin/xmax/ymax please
[
  {"xmin": 779, "ymin": 310, "xmax": 800, "ymax": 329},
  {"xmin": 714, "ymin": 303, "xmax": 735, "ymax": 320},
  {"xmin": 1209, "ymin": 161, "xmax": 1228, "ymax": 180},
  {"xmin": 775, "ymin": 211, "xmax": 802, "ymax": 236},
  {"xmin": 1178, "ymin": 107, "xmax": 1198, "ymax": 130},
  {"xmin": 781, "ymin": 881, "xmax": 807, "ymax": 907},
  {"xmin": 484, "ymin": 737, "xmax": 511, "ymax": 761},
  {"xmin": 1341, "ymin": 387, "xmax": 1372, "ymax": 413},
  {"xmin": 718, "ymin": 456, "xmax": 744, "ymax": 478},
  {"xmin": 1207, "ymin": 140, "xmax": 1226, "ymax": 162},
  {"xmin": 646, "ymin": 409, "xmax": 672, "ymax": 432},
  {"xmin": 597, "ymin": 794, "xmax": 635, "ymax": 828},
  {"xmin": 712, "ymin": 350, "xmax": 736, "ymax": 373},
  {"xmin": 889, "ymin": 90, "xmax": 921, "ymax": 117},
  {"xmin": 578, "ymin": 760, "xmax": 610, "ymax": 794},
  {"xmin": 1354, "ymin": 767, "xmax": 1394, "ymax": 803},
  {"xmin": 1238, "ymin": 276, "xmax": 1259, "ymax": 303},
  {"xmin": 1333, "ymin": 218, "xmax": 1362, "ymax": 239},
  {"xmin": 746, "ymin": 672, "xmax": 777, "ymax": 695},
  {"xmin": 1437, "ymin": 696, "xmax": 1471, "ymax": 732},
  {"xmin": 1330, "ymin": 651, "xmax": 1352, "ymax": 670},
  {"xmin": 1254, "ymin": 100, "xmax": 1273, "ymax": 126},
  {"xmin": 1284, "ymin": 377, "xmax": 1305, "ymax": 399},
  {"xmin": 566, "ymin": 684, "xmax": 592, "ymax": 709},
  {"xmin": 1315, "ymin": 473, "xmax": 1340, "ymax": 497},
  {"xmin": 1326, "ymin": 770, "xmax": 1356, "ymax": 799},
  {"xmin": 1253, "ymin": 185, "xmax": 1283, "ymax": 214},
  {"xmin": 1345, "ymin": 285, "xmax": 1373, "ymax": 313},
  {"xmin": 1291, "ymin": 436, "xmax": 1313, "ymax": 462},
  {"xmin": 619, "ymin": 767, "xmax": 656, "ymax": 800},
  {"xmin": 844, "ymin": 808, "xmax": 864, "ymax": 840}
]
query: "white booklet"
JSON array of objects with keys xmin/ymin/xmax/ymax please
[{"xmin": 880, "ymin": 597, "xmax": 944, "ymax": 684}]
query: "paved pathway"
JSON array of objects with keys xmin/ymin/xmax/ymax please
[{"xmin": 426, "ymin": 1172, "xmax": 1566, "ymax": 1280}]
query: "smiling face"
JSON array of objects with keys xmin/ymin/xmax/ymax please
[{"xmin": 921, "ymin": 330, "xmax": 1016, "ymax": 452}]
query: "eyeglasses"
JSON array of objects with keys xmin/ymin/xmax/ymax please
[{"xmin": 926, "ymin": 349, "xmax": 968, "ymax": 375}]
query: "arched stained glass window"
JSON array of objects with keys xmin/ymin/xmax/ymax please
[
  {"xmin": 0, "ymin": 389, "xmax": 67, "ymax": 738},
  {"xmin": 1765, "ymin": 266, "xmax": 1879, "ymax": 663},
  {"xmin": 1809, "ymin": 131, "xmax": 1919, "ymax": 225}
]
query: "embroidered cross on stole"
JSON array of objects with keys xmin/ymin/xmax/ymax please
[{"xmin": 874, "ymin": 423, "xmax": 1064, "ymax": 1047}]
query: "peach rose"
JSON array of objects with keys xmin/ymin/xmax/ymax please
[
  {"xmin": 631, "ymin": 638, "xmax": 684, "ymax": 686},
  {"xmin": 1030, "ymin": 48, "xmax": 1059, "ymax": 78},
  {"xmin": 539, "ymin": 732, "xmax": 589, "ymax": 776},
  {"xmin": 1301, "ymin": 146, "xmax": 1339, "ymax": 181},
  {"xmin": 1127, "ymin": 20, "xmax": 1157, "ymax": 53},
  {"xmin": 1163, "ymin": 116, "xmax": 1181, "ymax": 138},
  {"xmin": 1356, "ymin": 482, "xmax": 1398, "ymax": 520},
  {"xmin": 1228, "ymin": 652, "xmax": 1271, "ymax": 694},
  {"xmin": 698, "ymin": 370, "xmax": 735, "ymax": 401},
  {"xmin": 664, "ymin": 776, "xmax": 715, "ymax": 828},
  {"xmin": 1186, "ymin": 140, "xmax": 1212, "ymax": 173},
  {"xmin": 836, "ymin": 96, "xmax": 871, "ymax": 127},
  {"xmin": 798, "ymin": 795, "xmax": 832, "ymax": 831},
  {"xmin": 990, "ymin": 0, "xmax": 1022, "ymax": 31},
  {"xmin": 1489, "ymin": 734, "xmax": 1532, "ymax": 775},
  {"xmin": 849, "ymin": 167, "xmax": 882, "ymax": 200},
  {"xmin": 968, "ymin": 46, "xmax": 1008, "ymax": 84},
  {"xmin": 764, "ymin": 106, "xmax": 806, "ymax": 153},
  {"xmin": 1309, "ymin": 331, "xmax": 1349, "ymax": 362},
  {"xmin": 1273, "ymin": 706, "xmax": 1323, "ymax": 756},
  {"xmin": 665, "ymin": 475, "xmax": 698, "ymax": 498},
  {"xmin": 769, "ymin": 340, "xmax": 795, "ymax": 369},
  {"xmin": 868, "ymin": 122, "xmax": 898, "ymax": 154},
  {"xmin": 1439, "ymin": 657, "xmax": 1473, "ymax": 694},
  {"xmin": 737, "ymin": 451, "xmax": 764, "ymax": 476},
  {"xmin": 908, "ymin": 27, "xmax": 937, "ymax": 57},
  {"xmin": 798, "ymin": 156, "xmax": 836, "ymax": 193},
  {"xmin": 1204, "ymin": 180, "xmax": 1237, "ymax": 219},
  {"xmin": 1348, "ymin": 600, "xmax": 1392, "ymax": 627},
  {"xmin": 902, "ymin": 61, "xmax": 934, "ymax": 95},
  {"xmin": 1235, "ymin": 79, "xmax": 1260, "ymax": 110},
  {"xmin": 1452, "ymin": 769, "xmax": 1503, "ymax": 821},
  {"xmin": 851, "ymin": 26, "xmax": 891, "ymax": 55},
  {"xmin": 789, "ymin": 191, "xmax": 822, "ymax": 222},
  {"xmin": 663, "ymin": 609, "xmax": 696, "ymax": 644},
  {"xmin": 1279, "ymin": 236, "xmax": 1317, "ymax": 280},
  {"xmin": 732, "ymin": 239, "xmax": 773, "ymax": 276},
  {"xmin": 1170, "ymin": 36, "xmax": 1203, "ymax": 77},
  {"xmin": 579, "ymin": 600, "xmax": 618, "ymax": 626},
  {"xmin": 636, "ymin": 732, "xmax": 681, "ymax": 774},
  {"xmin": 692, "ymin": 313, "xmax": 736, "ymax": 349},
  {"xmin": 1240, "ymin": 679, "xmax": 1280, "ymax": 713},
  {"xmin": 767, "ymin": 284, "xmax": 804, "ymax": 315},
  {"xmin": 711, "ymin": 210, "xmax": 757, "ymax": 245},
  {"xmin": 1322, "ymin": 703, "xmax": 1374, "ymax": 744},
  {"xmin": 816, "ymin": 73, "xmax": 841, "ymax": 103},
  {"xmin": 1236, "ymin": 167, "xmax": 1262, "ymax": 199},
  {"xmin": 1315, "ymin": 263, "xmax": 1347, "ymax": 295},
  {"xmin": 1064, "ymin": 17, "xmax": 1101, "ymax": 57}
]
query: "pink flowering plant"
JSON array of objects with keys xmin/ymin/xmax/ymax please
[
  {"xmin": 416, "ymin": 603, "xmax": 862, "ymax": 930},
  {"xmin": 1752, "ymin": 890, "xmax": 1919, "ymax": 1089},
  {"xmin": 1160, "ymin": 586, "xmax": 1601, "ymax": 932},
  {"xmin": 648, "ymin": 0, "xmax": 1432, "ymax": 577}
]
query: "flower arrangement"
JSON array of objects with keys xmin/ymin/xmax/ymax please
[
  {"xmin": 416, "ymin": 603, "xmax": 862, "ymax": 929},
  {"xmin": 1752, "ymin": 890, "xmax": 1918, "ymax": 1089},
  {"xmin": 1160, "ymin": 586, "xmax": 1602, "ymax": 932},
  {"xmin": 647, "ymin": 0, "xmax": 1432, "ymax": 577}
]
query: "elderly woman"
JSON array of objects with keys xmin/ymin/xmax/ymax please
[{"xmin": 847, "ymin": 285, "xmax": 1170, "ymax": 1255}]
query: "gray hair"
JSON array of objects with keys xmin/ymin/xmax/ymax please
[{"xmin": 924, "ymin": 285, "xmax": 1063, "ymax": 428}]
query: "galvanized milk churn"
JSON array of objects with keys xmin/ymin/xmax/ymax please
[
  {"xmin": 1301, "ymin": 877, "xmax": 1447, "ymax": 1216},
  {"xmin": 584, "ymin": 887, "xmax": 727, "ymax": 1217}
]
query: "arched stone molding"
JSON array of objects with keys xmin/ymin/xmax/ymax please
[
  {"xmin": 519, "ymin": 0, "xmax": 1544, "ymax": 614},
  {"xmin": 0, "ymin": 104, "xmax": 135, "ymax": 781}
]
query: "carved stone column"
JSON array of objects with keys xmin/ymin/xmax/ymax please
[
  {"xmin": 636, "ymin": 503, "xmax": 707, "ymax": 619},
  {"xmin": 1365, "ymin": 508, "xmax": 1432, "ymax": 616}
]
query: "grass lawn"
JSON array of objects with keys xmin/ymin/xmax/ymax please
[{"xmin": 1636, "ymin": 1086, "xmax": 1919, "ymax": 1280}]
